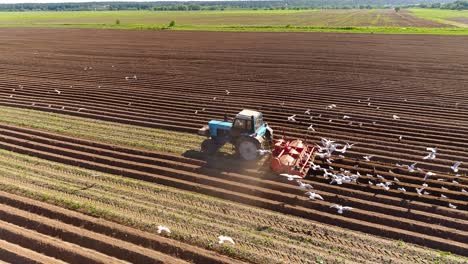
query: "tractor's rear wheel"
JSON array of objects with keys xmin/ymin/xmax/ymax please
[
  {"xmin": 237, "ymin": 137, "xmax": 260, "ymax": 161},
  {"xmin": 201, "ymin": 139, "xmax": 218, "ymax": 155}
]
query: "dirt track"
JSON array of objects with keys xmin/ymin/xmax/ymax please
[{"xmin": 0, "ymin": 28, "xmax": 467, "ymax": 258}]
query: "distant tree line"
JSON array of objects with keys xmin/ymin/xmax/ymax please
[
  {"xmin": 0, "ymin": 0, "xmax": 459, "ymax": 12},
  {"xmin": 417, "ymin": 0, "xmax": 468, "ymax": 9}
]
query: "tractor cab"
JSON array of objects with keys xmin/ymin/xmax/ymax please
[
  {"xmin": 230, "ymin": 109, "xmax": 264, "ymax": 137},
  {"xmin": 199, "ymin": 109, "xmax": 273, "ymax": 160}
]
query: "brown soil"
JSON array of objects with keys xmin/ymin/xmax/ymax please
[{"xmin": 0, "ymin": 28, "xmax": 467, "ymax": 257}]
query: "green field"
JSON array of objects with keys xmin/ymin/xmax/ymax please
[
  {"xmin": 0, "ymin": 9, "xmax": 468, "ymax": 34},
  {"xmin": 410, "ymin": 8, "xmax": 468, "ymax": 27}
]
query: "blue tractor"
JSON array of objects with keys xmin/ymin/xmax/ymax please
[{"xmin": 198, "ymin": 109, "xmax": 274, "ymax": 160}]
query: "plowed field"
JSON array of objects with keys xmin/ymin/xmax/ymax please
[{"xmin": 0, "ymin": 27, "xmax": 467, "ymax": 261}]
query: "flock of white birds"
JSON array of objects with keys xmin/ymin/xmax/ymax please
[{"xmin": 280, "ymin": 101, "xmax": 464, "ymax": 214}]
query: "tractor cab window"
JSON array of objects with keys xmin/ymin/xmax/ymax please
[
  {"xmin": 255, "ymin": 116, "xmax": 263, "ymax": 130},
  {"xmin": 233, "ymin": 118, "xmax": 252, "ymax": 132}
]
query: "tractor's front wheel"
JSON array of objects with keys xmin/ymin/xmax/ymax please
[
  {"xmin": 237, "ymin": 137, "xmax": 260, "ymax": 161},
  {"xmin": 201, "ymin": 139, "xmax": 218, "ymax": 155}
]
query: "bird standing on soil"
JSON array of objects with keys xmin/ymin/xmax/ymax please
[
  {"xmin": 305, "ymin": 192, "xmax": 323, "ymax": 200},
  {"xmin": 157, "ymin": 225, "xmax": 171, "ymax": 234},
  {"xmin": 448, "ymin": 203, "xmax": 457, "ymax": 209},
  {"xmin": 330, "ymin": 204, "xmax": 353, "ymax": 214},
  {"xmin": 326, "ymin": 104, "xmax": 336, "ymax": 110},
  {"xmin": 398, "ymin": 187, "xmax": 406, "ymax": 192},
  {"xmin": 451, "ymin": 162, "xmax": 461, "ymax": 173},
  {"xmin": 363, "ymin": 155, "xmax": 373, "ymax": 162},
  {"xmin": 392, "ymin": 115, "xmax": 400, "ymax": 120},
  {"xmin": 54, "ymin": 89, "xmax": 61, "ymax": 95},
  {"xmin": 307, "ymin": 124, "xmax": 315, "ymax": 131},
  {"xmin": 305, "ymin": 109, "xmax": 311, "ymax": 115},
  {"xmin": 218, "ymin": 235, "xmax": 235, "ymax": 245},
  {"xmin": 225, "ymin": 90, "xmax": 230, "ymax": 95}
]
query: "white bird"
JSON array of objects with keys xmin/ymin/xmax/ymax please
[
  {"xmin": 125, "ymin": 76, "xmax": 130, "ymax": 80},
  {"xmin": 326, "ymin": 104, "xmax": 337, "ymax": 109},
  {"xmin": 9, "ymin": 94, "xmax": 13, "ymax": 98},
  {"xmin": 157, "ymin": 225, "xmax": 171, "ymax": 234},
  {"xmin": 376, "ymin": 175, "xmax": 385, "ymax": 180},
  {"xmin": 368, "ymin": 181, "xmax": 374, "ymax": 185},
  {"xmin": 133, "ymin": 75, "xmax": 137, "ymax": 80},
  {"xmin": 451, "ymin": 162, "xmax": 461, "ymax": 173},
  {"xmin": 452, "ymin": 180, "xmax": 459, "ymax": 184},
  {"xmin": 423, "ymin": 147, "xmax": 437, "ymax": 160},
  {"xmin": 310, "ymin": 163, "xmax": 321, "ymax": 170},
  {"xmin": 461, "ymin": 189, "xmax": 466, "ymax": 193},
  {"xmin": 401, "ymin": 163, "xmax": 417, "ymax": 173},
  {"xmin": 422, "ymin": 183, "xmax": 428, "ymax": 187},
  {"xmin": 305, "ymin": 109, "xmax": 311, "ymax": 115},
  {"xmin": 297, "ymin": 180, "xmax": 313, "ymax": 190},
  {"xmin": 363, "ymin": 155, "xmax": 373, "ymax": 162},
  {"xmin": 416, "ymin": 188, "xmax": 424, "ymax": 196},
  {"xmin": 343, "ymin": 115, "xmax": 351, "ymax": 119},
  {"xmin": 441, "ymin": 187, "xmax": 448, "ymax": 190},
  {"xmin": 330, "ymin": 204, "xmax": 353, "ymax": 214},
  {"xmin": 376, "ymin": 183, "xmax": 390, "ymax": 191},
  {"xmin": 392, "ymin": 115, "xmax": 400, "ymax": 120},
  {"xmin": 218, "ymin": 235, "xmax": 235, "ymax": 245},
  {"xmin": 61, "ymin": 106, "xmax": 65, "ymax": 110},
  {"xmin": 225, "ymin": 90, "xmax": 230, "ymax": 95},
  {"xmin": 367, "ymin": 102, "xmax": 372, "ymax": 106},
  {"xmin": 393, "ymin": 177, "xmax": 399, "ymax": 182},
  {"xmin": 441, "ymin": 194, "xmax": 447, "ymax": 199},
  {"xmin": 305, "ymin": 191, "xmax": 323, "ymax": 200},
  {"xmin": 194, "ymin": 110, "xmax": 198, "ymax": 114},
  {"xmin": 280, "ymin": 173, "xmax": 302, "ymax": 181},
  {"xmin": 398, "ymin": 187, "xmax": 406, "ymax": 192},
  {"xmin": 213, "ymin": 97, "xmax": 216, "ymax": 100},
  {"xmin": 424, "ymin": 171, "xmax": 435, "ymax": 181},
  {"xmin": 307, "ymin": 124, "xmax": 315, "ymax": 131},
  {"xmin": 77, "ymin": 108, "xmax": 84, "ymax": 112},
  {"xmin": 398, "ymin": 136, "xmax": 403, "ymax": 141},
  {"xmin": 257, "ymin": 149, "xmax": 271, "ymax": 156},
  {"xmin": 288, "ymin": 115, "xmax": 296, "ymax": 122},
  {"xmin": 448, "ymin": 203, "xmax": 457, "ymax": 209},
  {"xmin": 54, "ymin": 89, "xmax": 61, "ymax": 95}
]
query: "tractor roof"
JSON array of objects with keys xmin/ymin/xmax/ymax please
[{"xmin": 236, "ymin": 109, "xmax": 262, "ymax": 119}]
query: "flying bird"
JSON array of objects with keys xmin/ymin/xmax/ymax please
[
  {"xmin": 288, "ymin": 115, "xmax": 296, "ymax": 122},
  {"xmin": 280, "ymin": 173, "xmax": 302, "ymax": 181},
  {"xmin": 257, "ymin": 149, "xmax": 271, "ymax": 156},
  {"xmin": 451, "ymin": 162, "xmax": 461, "ymax": 173},
  {"xmin": 218, "ymin": 235, "xmax": 235, "ymax": 245},
  {"xmin": 297, "ymin": 180, "xmax": 313, "ymax": 190},
  {"xmin": 330, "ymin": 204, "xmax": 353, "ymax": 214},
  {"xmin": 424, "ymin": 171, "xmax": 435, "ymax": 181},
  {"xmin": 305, "ymin": 191, "xmax": 323, "ymax": 200},
  {"xmin": 157, "ymin": 225, "xmax": 171, "ymax": 234},
  {"xmin": 423, "ymin": 147, "xmax": 437, "ymax": 160}
]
